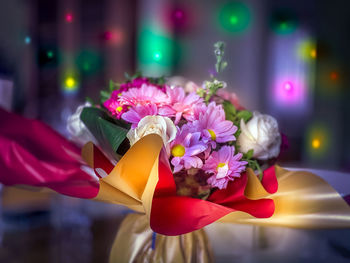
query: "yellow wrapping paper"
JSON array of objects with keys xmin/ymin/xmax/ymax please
[
  {"xmin": 109, "ymin": 214, "xmax": 213, "ymax": 263},
  {"xmin": 83, "ymin": 134, "xmax": 350, "ymax": 228}
]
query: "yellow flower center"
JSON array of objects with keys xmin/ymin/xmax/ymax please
[
  {"xmin": 208, "ymin": 129, "xmax": 216, "ymax": 140},
  {"xmin": 171, "ymin": 144, "xmax": 185, "ymax": 157},
  {"xmin": 116, "ymin": 106, "xmax": 123, "ymax": 112},
  {"xmin": 217, "ymin": 163, "xmax": 226, "ymax": 170}
]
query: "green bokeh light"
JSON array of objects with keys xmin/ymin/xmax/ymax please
[
  {"xmin": 270, "ymin": 10, "xmax": 298, "ymax": 35},
  {"xmin": 217, "ymin": 2, "xmax": 251, "ymax": 34},
  {"xmin": 137, "ymin": 28, "xmax": 175, "ymax": 75},
  {"xmin": 47, "ymin": 50, "xmax": 54, "ymax": 59},
  {"xmin": 75, "ymin": 49, "xmax": 103, "ymax": 76},
  {"xmin": 153, "ymin": 51, "xmax": 162, "ymax": 61}
]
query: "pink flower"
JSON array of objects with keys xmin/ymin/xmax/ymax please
[
  {"xmin": 119, "ymin": 77, "xmax": 164, "ymax": 91},
  {"xmin": 203, "ymin": 146, "xmax": 247, "ymax": 189},
  {"xmin": 216, "ymin": 89, "xmax": 244, "ymax": 110},
  {"xmin": 159, "ymin": 87, "xmax": 204, "ymax": 124},
  {"xmin": 195, "ymin": 102, "xmax": 237, "ymax": 147},
  {"xmin": 122, "ymin": 104, "xmax": 158, "ymax": 128},
  {"xmin": 170, "ymin": 125, "xmax": 207, "ymax": 173},
  {"xmin": 119, "ymin": 84, "xmax": 168, "ymax": 106},
  {"xmin": 103, "ymin": 98, "xmax": 127, "ymax": 119}
]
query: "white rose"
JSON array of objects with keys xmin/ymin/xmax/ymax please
[
  {"xmin": 127, "ymin": 115, "xmax": 177, "ymax": 150},
  {"xmin": 237, "ymin": 112, "xmax": 281, "ymax": 160},
  {"xmin": 67, "ymin": 102, "xmax": 97, "ymax": 147}
]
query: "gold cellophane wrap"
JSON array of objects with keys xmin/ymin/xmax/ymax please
[
  {"xmin": 221, "ymin": 166, "xmax": 350, "ymax": 228},
  {"xmin": 109, "ymin": 213, "xmax": 213, "ymax": 263},
  {"xmin": 82, "ymin": 134, "xmax": 350, "ymax": 262},
  {"xmin": 83, "ymin": 134, "xmax": 350, "ymax": 229}
]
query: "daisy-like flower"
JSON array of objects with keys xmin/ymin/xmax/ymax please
[
  {"xmin": 122, "ymin": 104, "xmax": 158, "ymax": 128},
  {"xmin": 158, "ymin": 87, "xmax": 204, "ymax": 124},
  {"xmin": 118, "ymin": 84, "xmax": 168, "ymax": 106},
  {"xmin": 170, "ymin": 125, "xmax": 207, "ymax": 173},
  {"xmin": 203, "ymin": 146, "xmax": 247, "ymax": 189},
  {"xmin": 196, "ymin": 102, "xmax": 237, "ymax": 147},
  {"xmin": 103, "ymin": 98, "xmax": 127, "ymax": 119}
]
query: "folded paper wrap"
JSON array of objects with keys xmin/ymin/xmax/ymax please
[{"xmin": 1, "ymin": 107, "xmax": 350, "ymax": 236}]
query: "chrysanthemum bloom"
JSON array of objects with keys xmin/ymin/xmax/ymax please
[
  {"xmin": 195, "ymin": 102, "xmax": 237, "ymax": 147},
  {"xmin": 203, "ymin": 146, "xmax": 247, "ymax": 189},
  {"xmin": 119, "ymin": 84, "xmax": 169, "ymax": 106},
  {"xmin": 122, "ymin": 104, "xmax": 158, "ymax": 128},
  {"xmin": 103, "ymin": 98, "xmax": 127, "ymax": 119},
  {"xmin": 170, "ymin": 125, "xmax": 207, "ymax": 173},
  {"xmin": 158, "ymin": 87, "xmax": 205, "ymax": 124}
]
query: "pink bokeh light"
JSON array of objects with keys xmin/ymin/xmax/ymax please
[
  {"xmin": 102, "ymin": 28, "xmax": 125, "ymax": 46},
  {"xmin": 273, "ymin": 76, "xmax": 306, "ymax": 106},
  {"xmin": 65, "ymin": 13, "xmax": 73, "ymax": 23}
]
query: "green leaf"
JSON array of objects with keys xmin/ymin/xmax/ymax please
[
  {"xmin": 98, "ymin": 118, "xmax": 127, "ymax": 153},
  {"xmin": 109, "ymin": 80, "xmax": 114, "ymax": 91},
  {"xmin": 100, "ymin": 90, "xmax": 111, "ymax": 102},
  {"xmin": 245, "ymin": 149, "xmax": 254, "ymax": 159},
  {"xmin": 80, "ymin": 107, "xmax": 129, "ymax": 158},
  {"xmin": 222, "ymin": 100, "xmax": 237, "ymax": 122},
  {"xmin": 124, "ymin": 72, "xmax": 131, "ymax": 80},
  {"xmin": 237, "ymin": 110, "xmax": 252, "ymax": 123},
  {"xmin": 85, "ymin": 97, "xmax": 94, "ymax": 105}
]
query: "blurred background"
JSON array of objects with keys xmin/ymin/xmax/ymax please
[
  {"xmin": 0, "ymin": 0, "xmax": 349, "ymax": 171},
  {"xmin": 0, "ymin": 0, "xmax": 350, "ymax": 262}
]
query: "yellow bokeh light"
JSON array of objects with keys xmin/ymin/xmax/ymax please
[
  {"xmin": 65, "ymin": 77, "xmax": 76, "ymax": 90},
  {"xmin": 310, "ymin": 49, "xmax": 317, "ymax": 59},
  {"xmin": 312, "ymin": 138, "xmax": 321, "ymax": 149}
]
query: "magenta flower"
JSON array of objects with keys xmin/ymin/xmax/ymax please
[
  {"xmin": 203, "ymin": 146, "xmax": 247, "ymax": 189},
  {"xmin": 103, "ymin": 98, "xmax": 127, "ymax": 119},
  {"xmin": 170, "ymin": 125, "xmax": 207, "ymax": 173},
  {"xmin": 121, "ymin": 104, "xmax": 158, "ymax": 128},
  {"xmin": 195, "ymin": 102, "xmax": 237, "ymax": 147},
  {"xmin": 158, "ymin": 87, "xmax": 204, "ymax": 124},
  {"xmin": 119, "ymin": 84, "xmax": 168, "ymax": 106},
  {"xmin": 119, "ymin": 77, "xmax": 165, "ymax": 91}
]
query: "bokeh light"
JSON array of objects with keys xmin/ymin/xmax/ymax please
[
  {"xmin": 162, "ymin": 3, "xmax": 198, "ymax": 34},
  {"xmin": 217, "ymin": 2, "xmax": 251, "ymax": 34},
  {"xmin": 62, "ymin": 75, "xmax": 79, "ymax": 94},
  {"xmin": 65, "ymin": 13, "xmax": 73, "ymax": 23},
  {"xmin": 330, "ymin": 71, "xmax": 339, "ymax": 81},
  {"xmin": 102, "ymin": 28, "xmax": 124, "ymax": 46},
  {"xmin": 75, "ymin": 49, "xmax": 103, "ymax": 75},
  {"xmin": 47, "ymin": 50, "xmax": 54, "ymax": 59},
  {"xmin": 318, "ymin": 63, "xmax": 342, "ymax": 96},
  {"xmin": 138, "ymin": 28, "xmax": 173, "ymax": 67},
  {"xmin": 270, "ymin": 9, "xmax": 298, "ymax": 35},
  {"xmin": 273, "ymin": 76, "xmax": 306, "ymax": 106},
  {"xmin": 312, "ymin": 138, "xmax": 321, "ymax": 149},
  {"xmin": 305, "ymin": 123, "xmax": 330, "ymax": 158},
  {"xmin": 24, "ymin": 36, "xmax": 31, "ymax": 45},
  {"xmin": 283, "ymin": 81, "xmax": 293, "ymax": 93},
  {"xmin": 297, "ymin": 39, "xmax": 317, "ymax": 61}
]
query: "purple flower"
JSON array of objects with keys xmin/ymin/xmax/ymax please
[
  {"xmin": 122, "ymin": 104, "xmax": 158, "ymax": 128},
  {"xmin": 203, "ymin": 146, "xmax": 247, "ymax": 189},
  {"xmin": 158, "ymin": 87, "xmax": 204, "ymax": 124},
  {"xmin": 195, "ymin": 102, "xmax": 237, "ymax": 147},
  {"xmin": 170, "ymin": 125, "xmax": 207, "ymax": 173}
]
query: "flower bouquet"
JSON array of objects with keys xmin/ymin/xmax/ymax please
[{"xmin": 0, "ymin": 42, "xmax": 350, "ymax": 262}]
